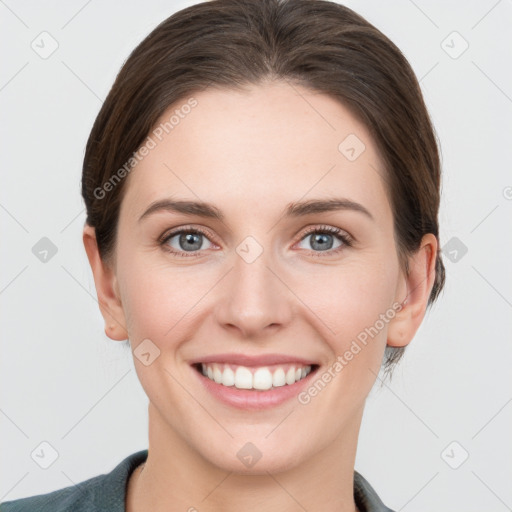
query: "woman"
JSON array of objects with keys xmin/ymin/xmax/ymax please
[{"xmin": 2, "ymin": 0, "xmax": 444, "ymax": 510}]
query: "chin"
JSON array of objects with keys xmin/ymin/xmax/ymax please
[{"xmin": 196, "ymin": 433, "xmax": 310, "ymax": 475}]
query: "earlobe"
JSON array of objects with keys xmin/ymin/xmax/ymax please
[
  {"xmin": 82, "ymin": 224, "xmax": 128, "ymax": 341},
  {"xmin": 387, "ymin": 234, "xmax": 438, "ymax": 348}
]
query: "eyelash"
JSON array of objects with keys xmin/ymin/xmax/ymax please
[{"xmin": 159, "ymin": 225, "xmax": 354, "ymax": 258}]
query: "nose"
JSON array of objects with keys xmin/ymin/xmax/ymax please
[{"xmin": 214, "ymin": 245, "xmax": 293, "ymax": 340}]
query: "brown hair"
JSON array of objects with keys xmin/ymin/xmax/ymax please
[{"xmin": 81, "ymin": 0, "xmax": 445, "ymax": 375}]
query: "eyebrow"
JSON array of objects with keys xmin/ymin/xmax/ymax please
[{"xmin": 138, "ymin": 197, "xmax": 374, "ymax": 222}]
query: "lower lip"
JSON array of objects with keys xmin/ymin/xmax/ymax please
[{"xmin": 193, "ymin": 366, "xmax": 318, "ymax": 410}]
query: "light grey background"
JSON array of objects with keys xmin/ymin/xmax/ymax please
[{"xmin": 1, "ymin": 0, "xmax": 511, "ymax": 510}]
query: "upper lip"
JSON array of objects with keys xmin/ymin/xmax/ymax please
[{"xmin": 190, "ymin": 353, "xmax": 317, "ymax": 367}]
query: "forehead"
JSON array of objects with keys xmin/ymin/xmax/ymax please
[{"xmin": 120, "ymin": 81, "xmax": 391, "ymax": 222}]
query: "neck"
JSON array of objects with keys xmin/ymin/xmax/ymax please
[{"xmin": 127, "ymin": 404, "xmax": 363, "ymax": 512}]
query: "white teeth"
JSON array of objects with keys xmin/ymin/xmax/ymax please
[
  {"xmin": 200, "ymin": 363, "xmax": 313, "ymax": 390},
  {"xmin": 272, "ymin": 368, "xmax": 286, "ymax": 387},
  {"xmin": 213, "ymin": 364, "xmax": 222, "ymax": 384},
  {"xmin": 234, "ymin": 366, "xmax": 253, "ymax": 389},
  {"xmin": 221, "ymin": 366, "xmax": 235, "ymax": 386},
  {"xmin": 253, "ymin": 367, "xmax": 273, "ymax": 390},
  {"xmin": 285, "ymin": 367, "xmax": 296, "ymax": 385}
]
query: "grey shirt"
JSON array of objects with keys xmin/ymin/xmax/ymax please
[{"xmin": 1, "ymin": 450, "xmax": 395, "ymax": 511}]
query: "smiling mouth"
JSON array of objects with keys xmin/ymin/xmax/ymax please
[{"xmin": 193, "ymin": 363, "xmax": 319, "ymax": 391}]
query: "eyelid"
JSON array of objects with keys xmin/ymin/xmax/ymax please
[
  {"xmin": 159, "ymin": 225, "xmax": 218, "ymax": 245},
  {"xmin": 297, "ymin": 224, "xmax": 353, "ymax": 242},
  {"xmin": 158, "ymin": 225, "xmax": 219, "ymax": 259},
  {"xmin": 292, "ymin": 224, "xmax": 354, "ymax": 253}
]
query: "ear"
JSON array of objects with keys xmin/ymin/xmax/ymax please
[
  {"xmin": 387, "ymin": 233, "xmax": 438, "ymax": 348},
  {"xmin": 83, "ymin": 224, "xmax": 128, "ymax": 341}
]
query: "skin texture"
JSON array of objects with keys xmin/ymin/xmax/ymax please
[{"xmin": 83, "ymin": 81, "xmax": 437, "ymax": 512}]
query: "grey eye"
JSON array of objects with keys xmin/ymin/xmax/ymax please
[
  {"xmin": 297, "ymin": 232, "xmax": 343, "ymax": 252},
  {"xmin": 167, "ymin": 231, "xmax": 213, "ymax": 252}
]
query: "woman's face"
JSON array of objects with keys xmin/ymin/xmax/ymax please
[{"xmin": 95, "ymin": 81, "xmax": 419, "ymax": 473}]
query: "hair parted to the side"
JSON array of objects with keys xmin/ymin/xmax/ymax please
[{"xmin": 81, "ymin": 0, "xmax": 445, "ymax": 377}]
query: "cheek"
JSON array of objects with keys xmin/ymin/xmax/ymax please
[
  {"xmin": 293, "ymin": 260, "xmax": 399, "ymax": 415},
  {"xmin": 118, "ymin": 255, "xmax": 213, "ymax": 342},
  {"xmin": 294, "ymin": 258, "xmax": 400, "ymax": 401},
  {"xmin": 297, "ymin": 255, "xmax": 399, "ymax": 343}
]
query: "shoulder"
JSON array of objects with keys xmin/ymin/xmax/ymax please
[
  {"xmin": 0, "ymin": 477, "xmax": 101, "ymax": 512},
  {"xmin": 1, "ymin": 449, "xmax": 148, "ymax": 512},
  {"xmin": 354, "ymin": 470, "xmax": 396, "ymax": 512}
]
